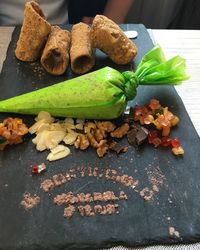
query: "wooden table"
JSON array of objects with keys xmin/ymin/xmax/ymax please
[{"xmin": 0, "ymin": 27, "xmax": 200, "ymax": 250}]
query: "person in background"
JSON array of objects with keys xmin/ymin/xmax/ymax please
[
  {"xmin": 125, "ymin": 0, "xmax": 183, "ymax": 29},
  {"xmin": 0, "ymin": 0, "xmax": 134, "ymax": 26},
  {"xmin": 125, "ymin": 0, "xmax": 200, "ymax": 29},
  {"xmin": 69, "ymin": 0, "xmax": 134, "ymax": 24},
  {"xmin": 103, "ymin": 0, "xmax": 134, "ymax": 23},
  {"xmin": 0, "ymin": 0, "xmax": 69, "ymax": 25},
  {"xmin": 168, "ymin": 0, "xmax": 200, "ymax": 29}
]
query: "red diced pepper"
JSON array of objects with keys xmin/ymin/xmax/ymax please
[
  {"xmin": 171, "ymin": 138, "xmax": 180, "ymax": 148},
  {"xmin": 148, "ymin": 131, "xmax": 161, "ymax": 147},
  {"xmin": 149, "ymin": 99, "xmax": 161, "ymax": 110},
  {"xmin": 32, "ymin": 165, "xmax": 39, "ymax": 174},
  {"xmin": 31, "ymin": 163, "xmax": 46, "ymax": 174},
  {"xmin": 161, "ymin": 137, "xmax": 171, "ymax": 147},
  {"xmin": 134, "ymin": 105, "xmax": 143, "ymax": 116},
  {"xmin": 148, "ymin": 130, "xmax": 158, "ymax": 144},
  {"xmin": 152, "ymin": 137, "xmax": 162, "ymax": 147}
]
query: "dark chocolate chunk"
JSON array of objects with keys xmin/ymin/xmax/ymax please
[
  {"xmin": 136, "ymin": 128, "xmax": 148, "ymax": 145},
  {"xmin": 127, "ymin": 124, "xmax": 148, "ymax": 146},
  {"xmin": 109, "ymin": 141, "xmax": 128, "ymax": 154},
  {"xmin": 127, "ymin": 129, "xmax": 137, "ymax": 145}
]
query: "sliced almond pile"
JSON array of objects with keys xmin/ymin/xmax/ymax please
[
  {"xmin": 63, "ymin": 130, "xmax": 78, "ymax": 145},
  {"xmin": 32, "ymin": 130, "xmax": 66, "ymax": 151},
  {"xmin": 47, "ymin": 145, "xmax": 71, "ymax": 161},
  {"xmin": 29, "ymin": 112, "xmax": 81, "ymax": 161}
]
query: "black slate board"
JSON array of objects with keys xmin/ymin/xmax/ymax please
[{"xmin": 0, "ymin": 24, "xmax": 200, "ymax": 250}]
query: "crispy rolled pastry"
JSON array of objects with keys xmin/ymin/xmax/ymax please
[
  {"xmin": 41, "ymin": 26, "xmax": 71, "ymax": 75},
  {"xmin": 70, "ymin": 22, "xmax": 95, "ymax": 75},
  {"xmin": 91, "ymin": 15, "xmax": 137, "ymax": 64},
  {"xmin": 15, "ymin": 1, "xmax": 51, "ymax": 62}
]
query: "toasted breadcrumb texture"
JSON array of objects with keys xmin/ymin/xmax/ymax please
[
  {"xmin": 91, "ymin": 15, "xmax": 137, "ymax": 64},
  {"xmin": 15, "ymin": 1, "xmax": 51, "ymax": 62}
]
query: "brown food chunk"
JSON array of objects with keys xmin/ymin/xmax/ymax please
[
  {"xmin": 127, "ymin": 128, "xmax": 137, "ymax": 145},
  {"xmin": 95, "ymin": 121, "xmax": 116, "ymax": 138},
  {"xmin": 87, "ymin": 132, "xmax": 99, "ymax": 148},
  {"xmin": 96, "ymin": 140, "xmax": 109, "ymax": 157},
  {"xmin": 109, "ymin": 141, "xmax": 128, "ymax": 154},
  {"xmin": 74, "ymin": 134, "xmax": 90, "ymax": 150},
  {"xmin": 84, "ymin": 122, "xmax": 96, "ymax": 134},
  {"xmin": 70, "ymin": 22, "xmax": 95, "ymax": 74},
  {"xmin": 15, "ymin": 1, "xmax": 51, "ymax": 61},
  {"xmin": 91, "ymin": 15, "xmax": 137, "ymax": 64},
  {"xmin": 41, "ymin": 26, "xmax": 71, "ymax": 75},
  {"xmin": 136, "ymin": 127, "xmax": 148, "ymax": 145},
  {"xmin": 94, "ymin": 128, "xmax": 104, "ymax": 142},
  {"xmin": 128, "ymin": 124, "xmax": 148, "ymax": 146},
  {"xmin": 110, "ymin": 123, "xmax": 130, "ymax": 138}
]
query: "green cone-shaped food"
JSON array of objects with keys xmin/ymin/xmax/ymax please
[
  {"xmin": 0, "ymin": 45, "xmax": 189, "ymax": 119},
  {"xmin": 0, "ymin": 67, "xmax": 128, "ymax": 119}
]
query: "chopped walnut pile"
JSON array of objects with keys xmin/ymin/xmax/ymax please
[{"xmin": 74, "ymin": 121, "xmax": 115, "ymax": 157}]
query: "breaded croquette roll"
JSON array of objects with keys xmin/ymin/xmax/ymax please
[
  {"xmin": 41, "ymin": 26, "xmax": 71, "ymax": 75},
  {"xmin": 91, "ymin": 15, "xmax": 137, "ymax": 64},
  {"xmin": 70, "ymin": 22, "xmax": 95, "ymax": 75},
  {"xmin": 15, "ymin": 1, "xmax": 51, "ymax": 62}
]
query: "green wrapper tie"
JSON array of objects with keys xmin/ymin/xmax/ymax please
[{"xmin": 122, "ymin": 71, "xmax": 139, "ymax": 101}]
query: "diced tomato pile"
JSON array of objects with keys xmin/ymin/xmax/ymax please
[
  {"xmin": 133, "ymin": 99, "xmax": 184, "ymax": 156},
  {"xmin": 0, "ymin": 117, "xmax": 29, "ymax": 150}
]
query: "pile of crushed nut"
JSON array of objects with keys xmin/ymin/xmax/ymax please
[{"xmin": 29, "ymin": 111, "xmax": 130, "ymax": 161}]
